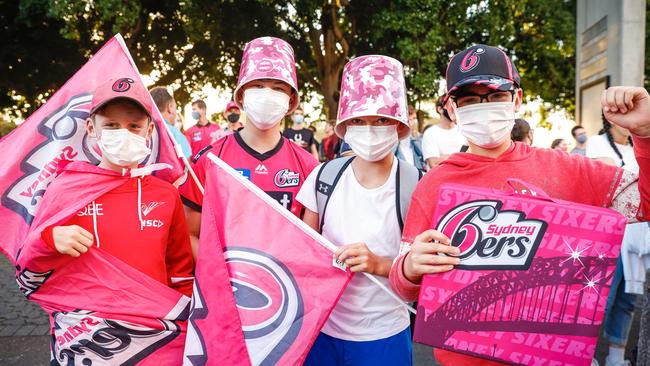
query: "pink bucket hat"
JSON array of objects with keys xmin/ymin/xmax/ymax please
[
  {"xmin": 335, "ymin": 55, "xmax": 410, "ymax": 139},
  {"xmin": 233, "ymin": 36, "xmax": 300, "ymax": 113}
]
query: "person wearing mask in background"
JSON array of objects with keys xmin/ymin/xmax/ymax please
[
  {"xmin": 184, "ymin": 99, "xmax": 221, "ymax": 156},
  {"xmin": 587, "ymin": 115, "xmax": 646, "ymax": 366},
  {"xmin": 421, "ymin": 96, "xmax": 467, "ymax": 169},
  {"xmin": 321, "ymin": 123, "xmax": 340, "ymax": 161},
  {"xmin": 551, "ymin": 138, "xmax": 569, "ymax": 152},
  {"xmin": 283, "ymin": 106, "xmax": 319, "ymax": 160},
  {"xmin": 298, "ymin": 55, "xmax": 419, "ymax": 366},
  {"xmin": 571, "ymin": 125, "xmax": 589, "ymax": 156},
  {"xmin": 223, "ymin": 100, "xmax": 244, "ymax": 133},
  {"xmin": 395, "ymin": 105, "xmax": 425, "ymax": 171},
  {"xmin": 211, "ymin": 101, "xmax": 244, "ymax": 142},
  {"xmin": 510, "ymin": 118, "xmax": 533, "ymax": 145},
  {"xmin": 149, "ymin": 86, "xmax": 192, "ymax": 159},
  {"xmin": 180, "ymin": 37, "xmax": 319, "ymax": 257},
  {"xmin": 389, "ymin": 44, "xmax": 650, "ymax": 366}
]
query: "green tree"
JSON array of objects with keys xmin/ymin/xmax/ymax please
[
  {"xmin": 2, "ymin": 0, "xmax": 577, "ymax": 123},
  {"xmin": 371, "ymin": 0, "xmax": 576, "ymax": 113}
]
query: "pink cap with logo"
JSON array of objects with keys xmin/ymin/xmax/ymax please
[
  {"xmin": 224, "ymin": 101, "xmax": 239, "ymax": 112},
  {"xmin": 335, "ymin": 55, "xmax": 410, "ymax": 139},
  {"xmin": 233, "ymin": 37, "xmax": 300, "ymax": 113},
  {"xmin": 90, "ymin": 77, "xmax": 154, "ymax": 119}
]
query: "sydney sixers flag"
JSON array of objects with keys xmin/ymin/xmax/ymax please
[
  {"xmin": 0, "ymin": 34, "xmax": 184, "ymax": 263},
  {"xmin": 183, "ymin": 153, "xmax": 352, "ymax": 366}
]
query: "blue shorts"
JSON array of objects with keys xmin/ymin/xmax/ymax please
[{"xmin": 304, "ymin": 327, "xmax": 412, "ymax": 366}]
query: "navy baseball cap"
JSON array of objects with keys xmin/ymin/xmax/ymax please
[{"xmin": 444, "ymin": 44, "xmax": 521, "ymax": 102}]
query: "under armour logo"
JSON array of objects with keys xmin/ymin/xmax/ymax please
[{"xmin": 318, "ymin": 183, "xmax": 331, "ymax": 194}]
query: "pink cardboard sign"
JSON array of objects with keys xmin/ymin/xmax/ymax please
[{"xmin": 414, "ymin": 181, "xmax": 626, "ymax": 366}]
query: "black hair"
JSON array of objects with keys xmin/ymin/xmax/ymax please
[
  {"xmin": 550, "ymin": 138, "xmax": 564, "ymax": 149},
  {"xmin": 570, "ymin": 125, "xmax": 584, "ymax": 137},
  {"xmin": 598, "ymin": 114, "xmax": 633, "ymax": 167},
  {"xmin": 511, "ymin": 118, "xmax": 531, "ymax": 142}
]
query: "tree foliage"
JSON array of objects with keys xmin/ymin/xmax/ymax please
[{"xmin": 1, "ymin": 0, "xmax": 577, "ymax": 125}]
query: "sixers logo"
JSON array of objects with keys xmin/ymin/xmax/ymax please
[
  {"xmin": 459, "ymin": 47, "xmax": 485, "ymax": 73},
  {"xmin": 112, "ymin": 77, "xmax": 134, "ymax": 92},
  {"xmin": 2, "ymin": 94, "xmax": 163, "ymax": 224},
  {"xmin": 256, "ymin": 59, "xmax": 275, "ymax": 73},
  {"xmin": 436, "ymin": 200, "xmax": 547, "ymax": 270},
  {"xmin": 228, "ymin": 247, "xmax": 303, "ymax": 365},
  {"xmin": 274, "ymin": 169, "xmax": 300, "ymax": 188}
]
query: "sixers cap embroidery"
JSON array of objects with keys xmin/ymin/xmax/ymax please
[{"xmin": 445, "ymin": 44, "xmax": 521, "ymax": 103}]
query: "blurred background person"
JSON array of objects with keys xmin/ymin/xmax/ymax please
[
  {"xmin": 511, "ymin": 118, "xmax": 533, "ymax": 145},
  {"xmin": 185, "ymin": 99, "xmax": 221, "ymax": 156},
  {"xmin": 308, "ymin": 124, "xmax": 320, "ymax": 159},
  {"xmin": 551, "ymin": 138, "xmax": 569, "ymax": 152},
  {"xmin": 395, "ymin": 105, "xmax": 425, "ymax": 171},
  {"xmin": 570, "ymin": 125, "xmax": 588, "ymax": 156},
  {"xmin": 149, "ymin": 86, "xmax": 192, "ymax": 159},
  {"xmin": 587, "ymin": 115, "xmax": 643, "ymax": 366},
  {"xmin": 421, "ymin": 96, "xmax": 466, "ymax": 169},
  {"xmin": 320, "ymin": 122, "xmax": 340, "ymax": 162},
  {"xmin": 283, "ymin": 106, "xmax": 319, "ymax": 160}
]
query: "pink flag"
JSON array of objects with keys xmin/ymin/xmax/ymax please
[
  {"xmin": 0, "ymin": 34, "xmax": 184, "ymax": 263},
  {"xmin": 15, "ymin": 161, "xmax": 190, "ymax": 364},
  {"xmin": 183, "ymin": 153, "xmax": 351, "ymax": 366}
]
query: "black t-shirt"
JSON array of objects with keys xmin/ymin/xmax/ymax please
[{"xmin": 283, "ymin": 128, "xmax": 315, "ymax": 152}]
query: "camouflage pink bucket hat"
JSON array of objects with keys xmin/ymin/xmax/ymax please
[
  {"xmin": 335, "ymin": 55, "xmax": 410, "ymax": 139},
  {"xmin": 233, "ymin": 36, "xmax": 300, "ymax": 113}
]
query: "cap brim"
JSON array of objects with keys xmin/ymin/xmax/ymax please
[
  {"xmin": 445, "ymin": 75, "xmax": 515, "ymax": 103},
  {"xmin": 90, "ymin": 96, "xmax": 152, "ymax": 119}
]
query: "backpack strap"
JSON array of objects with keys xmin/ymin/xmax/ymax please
[
  {"xmin": 395, "ymin": 159, "xmax": 423, "ymax": 232},
  {"xmin": 315, "ymin": 156, "xmax": 355, "ymax": 232}
]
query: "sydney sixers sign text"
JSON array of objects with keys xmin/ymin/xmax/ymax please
[{"xmin": 436, "ymin": 200, "xmax": 548, "ymax": 270}]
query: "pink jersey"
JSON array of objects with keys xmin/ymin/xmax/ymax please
[
  {"xmin": 184, "ymin": 123, "xmax": 223, "ymax": 156},
  {"xmin": 180, "ymin": 132, "xmax": 319, "ymax": 217}
]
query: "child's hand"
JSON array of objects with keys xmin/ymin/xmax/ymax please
[
  {"xmin": 335, "ymin": 243, "xmax": 384, "ymax": 275},
  {"xmin": 403, "ymin": 229, "xmax": 460, "ymax": 283},
  {"xmin": 52, "ymin": 225, "xmax": 94, "ymax": 257}
]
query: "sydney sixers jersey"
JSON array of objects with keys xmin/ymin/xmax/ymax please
[
  {"xmin": 180, "ymin": 132, "xmax": 319, "ymax": 217},
  {"xmin": 184, "ymin": 123, "xmax": 222, "ymax": 157}
]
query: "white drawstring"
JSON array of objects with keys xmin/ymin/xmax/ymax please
[
  {"xmin": 137, "ymin": 177, "xmax": 144, "ymax": 231},
  {"xmin": 91, "ymin": 200, "xmax": 101, "ymax": 248}
]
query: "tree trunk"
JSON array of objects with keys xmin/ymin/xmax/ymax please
[{"xmin": 304, "ymin": 2, "xmax": 349, "ymax": 123}]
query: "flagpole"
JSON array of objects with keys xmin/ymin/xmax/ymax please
[
  {"xmin": 114, "ymin": 34, "xmax": 205, "ymax": 194},
  {"xmin": 207, "ymin": 153, "xmax": 416, "ymax": 315}
]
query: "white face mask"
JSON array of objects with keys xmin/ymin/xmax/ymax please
[
  {"xmin": 345, "ymin": 125, "xmax": 399, "ymax": 162},
  {"xmin": 243, "ymin": 88, "xmax": 290, "ymax": 130},
  {"xmin": 454, "ymin": 101, "xmax": 516, "ymax": 149},
  {"xmin": 97, "ymin": 128, "xmax": 151, "ymax": 166}
]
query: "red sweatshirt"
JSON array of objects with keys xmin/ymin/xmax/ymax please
[
  {"xmin": 44, "ymin": 174, "xmax": 194, "ymax": 297},
  {"xmin": 390, "ymin": 139, "xmax": 650, "ymax": 365}
]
